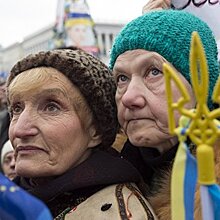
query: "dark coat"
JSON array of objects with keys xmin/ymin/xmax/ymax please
[{"xmin": 121, "ymin": 140, "xmax": 178, "ymax": 190}]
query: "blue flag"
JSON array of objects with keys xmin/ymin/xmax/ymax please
[
  {"xmin": 208, "ymin": 184, "xmax": 220, "ymax": 220},
  {"xmin": 0, "ymin": 173, "xmax": 52, "ymax": 220}
]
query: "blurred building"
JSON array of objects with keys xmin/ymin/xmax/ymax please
[{"xmin": 0, "ymin": 21, "xmax": 124, "ymax": 76}]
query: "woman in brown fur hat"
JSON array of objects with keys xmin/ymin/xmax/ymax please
[{"xmin": 6, "ymin": 47, "xmax": 157, "ymax": 219}]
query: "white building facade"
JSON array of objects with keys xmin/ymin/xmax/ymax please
[{"xmin": 0, "ymin": 21, "xmax": 124, "ymax": 76}]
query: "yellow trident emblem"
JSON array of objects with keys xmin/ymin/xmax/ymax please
[{"xmin": 163, "ymin": 31, "xmax": 220, "ymax": 185}]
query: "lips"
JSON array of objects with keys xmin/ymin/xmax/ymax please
[
  {"xmin": 124, "ymin": 112, "xmax": 149, "ymax": 121},
  {"xmin": 15, "ymin": 145, "xmax": 46, "ymax": 156},
  {"xmin": 125, "ymin": 119, "xmax": 141, "ymax": 131}
]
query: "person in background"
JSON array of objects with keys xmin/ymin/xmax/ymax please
[
  {"xmin": 6, "ymin": 47, "xmax": 157, "ymax": 219},
  {"xmin": 109, "ymin": 9, "xmax": 219, "ymax": 219},
  {"xmin": 0, "ymin": 79, "xmax": 8, "ymax": 134},
  {"xmin": 0, "ymin": 79, "xmax": 10, "ymax": 171},
  {"xmin": 1, "ymin": 139, "xmax": 16, "ymax": 180},
  {"xmin": 0, "ymin": 112, "xmax": 10, "ymax": 151}
]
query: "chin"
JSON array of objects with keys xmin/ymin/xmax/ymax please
[
  {"xmin": 15, "ymin": 161, "xmax": 44, "ymax": 178},
  {"xmin": 128, "ymin": 134, "xmax": 151, "ymax": 147},
  {"xmin": 128, "ymin": 133, "xmax": 167, "ymax": 149},
  {"xmin": 16, "ymin": 168, "xmax": 35, "ymax": 178},
  {"xmin": 16, "ymin": 166, "xmax": 36, "ymax": 178}
]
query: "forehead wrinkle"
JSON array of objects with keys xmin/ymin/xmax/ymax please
[
  {"xmin": 9, "ymin": 88, "xmax": 68, "ymax": 102},
  {"xmin": 115, "ymin": 50, "xmax": 165, "ymax": 75}
]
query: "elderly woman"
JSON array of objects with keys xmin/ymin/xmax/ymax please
[
  {"xmin": 109, "ymin": 10, "xmax": 220, "ymax": 219},
  {"xmin": 6, "ymin": 47, "xmax": 157, "ymax": 219}
]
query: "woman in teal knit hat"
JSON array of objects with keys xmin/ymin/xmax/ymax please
[{"xmin": 110, "ymin": 9, "xmax": 219, "ymax": 219}]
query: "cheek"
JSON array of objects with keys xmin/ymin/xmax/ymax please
[
  {"xmin": 115, "ymin": 93, "xmax": 124, "ymax": 121},
  {"xmin": 170, "ymin": 78, "xmax": 196, "ymax": 125},
  {"xmin": 46, "ymin": 122, "xmax": 88, "ymax": 171},
  {"xmin": 115, "ymin": 91, "xmax": 121, "ymax": 105},
  {"xmin": 172, "ymin": 73, "xmax": 196, "ymax": 107},
  {"xmin": 150, "ymin": 93, "xmax": 169, "ymax": 122},
  {"xmin": 54, "ymin": 120, "xmax": 82, "ymax": 145},
  {"xmin": 117, "ymin": 109, "xmax": 124, "ymax": 128},
  {"xmin": 2, "ymin": 164, "xmax": 8, "ymax": 172},
  {"xmin": 45, "ymin": 119, "xmax": 82, "ymax": 155},
  {"xmin": 8, "ymin": 124, "xmax": 15, "ymax": 143},
  {"xmin": 171, "ymin": 76, "xmax": 196, "ymax": 107}
]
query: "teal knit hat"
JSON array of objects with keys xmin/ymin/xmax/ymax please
[{"xmin": 109, "ymin": 10, "xmax": 219, "ymax": 110}]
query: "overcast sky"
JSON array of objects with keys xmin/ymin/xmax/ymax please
[{"xmin": 0, "ymin": 0, "xmax": 148, "ymax": 48}]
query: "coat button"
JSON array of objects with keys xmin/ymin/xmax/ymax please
[{"xmin": 101, "ymin": 203, "xmax": 112, "ymax": 211}]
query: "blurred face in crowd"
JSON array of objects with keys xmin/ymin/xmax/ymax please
[
  {"xmin": 113, "ymin": 49, "xmax": 196, "ymax": 153},
  {"xmin": 8, "ymin": 67, "xmax": 101, "ymax": 180},
  {"xmin": 2, "ymin": 151, "xmax": 16, "ymax": 180},
  {"xmin": 67, "ymin": 24, "xmax": 87, "ymax": 47},
  {"xmin": 0, "ymin": 81, "xmax": 7, "ymax": 107}
]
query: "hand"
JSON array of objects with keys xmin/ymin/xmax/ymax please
[{"xmin": 142, "ymin": 0, "xmax": 171, "ymax": 14}]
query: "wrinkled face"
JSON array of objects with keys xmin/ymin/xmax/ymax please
[
  {"xmin": 8, "ymin": 67, "xmax": 101, "ymax": 178},
  {"xmin": 2, "ymin": 151, "xmax": 16, "ymax": 180},
  {"xmin": 113, "ymin": 49, "xmax": 196, "ymax": 152}
]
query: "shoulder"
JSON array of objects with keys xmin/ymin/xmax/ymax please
[{"xmin": 64, "ymin": 183, "xmax": 158, "ymax": 220}]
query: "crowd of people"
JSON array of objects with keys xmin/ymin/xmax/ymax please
[{"xmin": 0, "ymin": 0, "xmax": 220, "ymax": 219}]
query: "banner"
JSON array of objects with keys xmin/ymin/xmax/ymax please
[
  {"xmin": 171, "ymin": 0, "xmax": 220, "ymax": 61},
  {"xmin": 51, "ymin": 0, "xmax": 99, "ymax": 57}
]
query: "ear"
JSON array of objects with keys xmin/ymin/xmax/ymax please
[{"xmin": 87, "ymin": 125, "xmax": 102, "ymax": 148}]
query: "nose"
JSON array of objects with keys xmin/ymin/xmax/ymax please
[
  {"xmin": 121, "ymin": 78, "xmax": 146, "ymax": 110},
  {"xmin": 11, "ymin": 109, "xmax": 39, "ymax": 139}
]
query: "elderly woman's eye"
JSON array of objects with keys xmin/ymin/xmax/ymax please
[
  {"xmin": 117, "ymin": 75, "xmax": 129, "ymax": 83},
  {"xmin": 45, "ymin": 102, "xmax": 60, "ymax": 112},
  {"xmin": 11, "ymin": 103, "xmax": 23, "ymax": 115},
  {"xmin": 3, "ymin": 158, "xmax": 10, "ymax": 165},
  {"xmin": 149, "ymin": 68, "xmax": 162, "ymax": 76}
]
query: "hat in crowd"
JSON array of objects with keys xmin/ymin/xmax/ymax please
[
  {"xmin": 7, "ymin": 47, "xmax": 118, "ymax": 149},
  {"xmin": 110, "ymin": 10, "xmax": 219, "ymax": 110},
  {"xmin": 1, "ymin": 140, "xmax": 14, "ymax": 167}
]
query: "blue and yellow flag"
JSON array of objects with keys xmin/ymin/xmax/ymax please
[
  {"xmin": 171, "ymin": 140, "xmax": 197, "ymax": 220},
  {"xmin": 0, "ymin": 173, "xmax": 52, "ymax": 220}
]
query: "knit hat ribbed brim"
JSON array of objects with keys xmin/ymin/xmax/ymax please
[
  {"xmin": 110, "ymin": 10, "xmax": 219, "ymax": 110},
  {"xmin": 8, "ymin": 48, "xmax": 118, "ymax": 149}
]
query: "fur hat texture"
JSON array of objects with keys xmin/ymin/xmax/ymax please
[
  {"xmin": 109, "ymin": 10, "xmax": 219, "ymax": 110},
  {"xmin": 1, "ymin": 140, "xmax": 13, "ymax": 167},
  {"xmin": 7, "ymin": 47, "xmax": 118, "ymax": 149}
]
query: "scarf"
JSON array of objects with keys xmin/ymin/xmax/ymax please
[{"xmin": 14, "ymin": 149, "xmax": 141, "ymax": 217}]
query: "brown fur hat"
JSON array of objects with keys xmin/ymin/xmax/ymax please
[{"xmin": 7, "ymin": 47, "xmax": 118, "ymax": 149}]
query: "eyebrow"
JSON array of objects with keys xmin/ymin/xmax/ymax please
[{"xmin": 33, "ymin": 88, "xmax": 70, "ymax": 103}]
